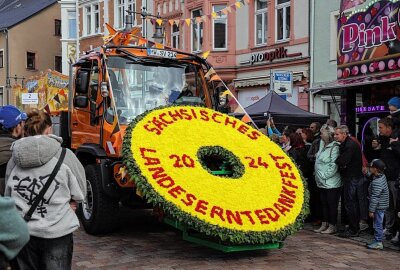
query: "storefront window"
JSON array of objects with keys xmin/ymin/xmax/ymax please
[{"xmin": 191, "ymin": 9, "xmax": 203, "ymax": 52}]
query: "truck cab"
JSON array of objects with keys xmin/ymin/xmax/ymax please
[{"xmin": 68, "ymin": 36, "xmax": 222, "ymax": 234}]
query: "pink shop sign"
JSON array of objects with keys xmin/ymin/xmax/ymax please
[{"xmin": 337, "ymin": 0, "xmax": 400, "ymax": 80}]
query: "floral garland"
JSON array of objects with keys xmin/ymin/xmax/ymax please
[{"xmin": 122, "ymin": 105, "xmax": 309, "ymax": 244}]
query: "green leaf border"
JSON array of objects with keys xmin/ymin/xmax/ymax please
[{"xmin": 122, "ymin": 105, "xmax": 309, "ymax": 244}]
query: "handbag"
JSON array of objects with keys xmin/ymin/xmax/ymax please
[{"xmin": 23, "ymin": 148, "xmax": 66, "ymax": 222}]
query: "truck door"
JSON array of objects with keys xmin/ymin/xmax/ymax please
[{"xmin": 71, "ymin": 59, "xmax": 101, "ymax": 149}]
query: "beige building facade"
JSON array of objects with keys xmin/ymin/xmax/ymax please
[{"xmin": 0, "ymin": 1, "xmax": 61, "ymax": 105}]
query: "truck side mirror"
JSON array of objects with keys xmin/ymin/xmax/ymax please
[
  {"xmin": 74, "ymin": 95, "xmax": 89, "ymax": 108},
  {"xmin": 76, "ymin": 70, "xmax": 89, "ymax": 94}
]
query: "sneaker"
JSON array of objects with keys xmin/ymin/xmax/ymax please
[
  {"xmin": 321, "ymin": 224, "xmax": 337, "ymax": 234},
  {"xmin": 314, "ymin": 222, "xmax": 328, "ymax": 233},
  {"xmin": 359, "ymin": 221, "xmax": 369, "ymax": 231},
  {"xmin": 391, "ymin": 232, "xmax": 399, "ymax": 244},
  {"xmin": 338, "ymin": 229, "xmax": 359, "ymax": 238},
  {"xmin": 367, "ymin": 241, "xmax": 383, "ymax": 250}
]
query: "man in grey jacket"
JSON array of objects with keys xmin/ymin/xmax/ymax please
[{"xmin": 5, "ymin": 134, "xmax": 86, "ymax": 269}]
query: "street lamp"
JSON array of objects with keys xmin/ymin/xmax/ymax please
[{"xmin": 152, "ymin": 15, "xmax": 164, "ymax": 44}]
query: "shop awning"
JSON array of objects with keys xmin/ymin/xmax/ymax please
[
  {"xmin": 234, "ymin": 72, "xmax": 304, "ymax": 88},
  {"xmin": 311, "ymin": 71, "xmax": 400, "ymax": 94}
]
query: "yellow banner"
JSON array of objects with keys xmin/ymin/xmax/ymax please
[{"xmin": 14, "ymin": 70, "xmax": 69, "ymax": 114}]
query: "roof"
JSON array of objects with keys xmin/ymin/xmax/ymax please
[
  {"xmin": 243, "ymin": 90, "xmax": 328, "ymax": 126},
  {"xmin": 0, "ymin": 0, "xmax": 57, "ymax": 29}
]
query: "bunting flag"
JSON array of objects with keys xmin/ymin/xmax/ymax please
[
  {"xmin": 210, "ymin": 74, "xmax": 222, "ymax": 82},
  {"xmin": 231, "ymin": 4, "xmax": 237, "ymax": 11},
  {"xmin": 235, "ymin": 2, "xmax": 241, "ymax": 8},
  {"xmin": 222, "ymin": 9, "xmax": 228, "ymax": 15},
  {"xmin": 185, "ymin": 18, "xmax": 191, "ymax": 26},
  {"xmin": 174, "ymin": 19, "xmax": 180, "ymax": 26},
  {"xmin": 204, "ymin": 67, "xmax": 216, "ymax": 80},
  {"xmin": 202, "ymin": 50, "xmax": 210, "ymax": 59},
  {"xmin": 211, "ymin": 12, "xmax": 217, "ymax": 18},
  {"xmin": 156, "ymin": 19, "xmax": 163, "ymax": 26},
  {"xmin": 53, "ymin": 94, "xmax": 60, "ymax": 104},
  {"xmin": 226, "ymin": 6, "xmax": 232, "ymax": 13},
  {"xmin": 241, "ymin": 114, "xmax": 251, "ymax": 124},
  {"xmin": 220, "ymin": 89, "xmax": 233, "ymax": 97},
  {"xmin": 168, "ymin": 19, "xmax": 174, "ymax": 26},
  {"xmin": 155, "ymin": 42, "xmax": 164, "ymax": 49},
  {"xmin": 44, "ymin": 104, "xmax": 51, "ymax": 115}
]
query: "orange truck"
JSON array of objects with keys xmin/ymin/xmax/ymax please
[{"xmin": 58, "ymin": 23, "xmax": 225, "ymax": 234}]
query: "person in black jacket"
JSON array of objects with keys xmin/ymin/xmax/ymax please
[
  {"xmin": 334, "ymin": 125, "xmax": 365, "ymax": 237},
  {"xmin": 377, "ymin": 117, "xmax": 400, "ymax": 240}
]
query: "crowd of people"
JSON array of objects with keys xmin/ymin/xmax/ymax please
[
  {"xmin": 1, "ymin": 96, "xmax": 400, "ymax": 269},
  {"xmin": 262, "ymin": 96, "xmax": 400, "ymax": 250},
  {"xmin": 0, "ymin": 105, "xmax": 86, "ymax": 270}
]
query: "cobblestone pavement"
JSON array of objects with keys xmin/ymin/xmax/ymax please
[{"xmin": 72, "ymin": 210, "xmax": 399, "ymax": 270}]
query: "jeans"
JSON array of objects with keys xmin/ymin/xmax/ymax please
[
  {"xmin": 385, "ymin": 181, "xmax": 398, "ymax": 234},
  {"xmin": 320, "ymin": 187, "xmax": 341, "ymax": 225},
  {"xmin": 16, "ymin": 234, "xmax": 73, "ymax": 270},
  {"xmin": 373, "ymin": 210, "xmax": 385, "ymax": 242},
  {"xmin": 343, "ymin": 176, "xmax": 365, "ymax": 233}
]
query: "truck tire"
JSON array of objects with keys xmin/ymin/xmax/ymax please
[{"xmin": 78, "ymin": 164, "xmax": 119, "ymax": 234}]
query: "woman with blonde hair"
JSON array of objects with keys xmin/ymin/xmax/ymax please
[
  {"xmin": 313, "ymin": 124, "xmax": 342, "ymax": 234},
  {"xmin": 4, "ymin": 109, "xmax": 86, "ymax": 270}
]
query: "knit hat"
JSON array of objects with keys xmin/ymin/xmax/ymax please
[
  {"xmin": 369, "ymin": 159, "xmax": 386, "ymax": 172},
  {"xmin": 0, "ymin": 105, "xmax": 27, "ymax": 129},
  {"xmin": 388, "ymin": 96, "xmax": 400, "ymax": 109}
]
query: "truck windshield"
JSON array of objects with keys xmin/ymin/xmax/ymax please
[{"xmin": 106, "ymin": 56, "xmax": 206, "ymax": 124}]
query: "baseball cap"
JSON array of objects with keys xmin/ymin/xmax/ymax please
[
  {"xmin": 369, "ymin": 159, "xmax": 386, "ymax": 172},
  {"xmin": 0, "ymin": 105, "xmax": 27, "ymax": 129}
]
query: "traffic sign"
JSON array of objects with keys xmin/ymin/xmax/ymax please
[{"xmin": 273, "ymin": 71, "xmax": 293, "ymax": 95}]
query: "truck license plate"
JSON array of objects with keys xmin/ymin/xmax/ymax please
[{"xmin": 147, "ymin": 49, "xmax": 177, "ymax": 59}]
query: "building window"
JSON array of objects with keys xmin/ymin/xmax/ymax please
[
  {"xmin": 0, "ymin": 50, "xmax": 3, "ymax": 68},
  {"xmin": 191, "ymin": 9, "xmax": 203, "ymax": 52},
  {"xmin": 116, "ymin": 0, "xmax": 136, "ymax": 29},
  {"xmin": 212, "ymin": 5, "xmax": 227, "ymax": 50},
  {"xmin": 55, "ymin": 56, "xmax": 62, "ymax": 73},
  {"xmin": 255, "ymin": 0, "xmax": 268, "ymax": 45},
  {"xmin": 84, "ymin": 4, "xmax": 100, "ymax": 36},
  {"xmin": 68, "ymin": 11, "xmax": 77, "ymax": 39},
  {"xmin": 55, "ymin": 19, "xmax": 61, "ymax": 36},
  {"xmin": 276, "ymin": 0, "xmax": 290, "ymax": 41},
  {"xmin": 27, "ymin": 52, "xmax": 36, "ymax": 70},
  {"xmin": 85, "ymin": 6, "xmax": 92, "ymax": 35},
  {"xmin": 172, "ymin": 24, "xmax": 179, "ymax": 49}
]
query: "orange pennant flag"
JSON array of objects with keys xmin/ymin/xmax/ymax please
[
  {"xmin": 168, "ymin": 19, "xmax": 174, "ymax": 26},
  {"xmin": 155, "ymin": 42, "xmax": 164, "ymax": 49},
  {"xmin": 226, "ymin": 6, "xmax": 232, "ymax": 13},
  {"xmin": 241, "ymin": 114, "xmax": 251, "ymax": 124},
  {"xmin": 138, "ymin": 38, "xmax": 146, "ymax": 46},
  {"xmin": 205, "ymin": 67, "xmax": 216, "ymax": 80},
  {"xmin": 222, "ymin": 9, "xmax": 228, "ymax": 15},
  {"xmin": 210, "ymin": 74, "xmax": 222, "ymax": 82},
  {"xmin": 185, "ymin": 18, "xmax": 191, "ymax": 26}
]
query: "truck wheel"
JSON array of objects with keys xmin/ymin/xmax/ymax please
[{"xmin": 78, "ymin": 164, "xmax": 119, "ymax": 234}]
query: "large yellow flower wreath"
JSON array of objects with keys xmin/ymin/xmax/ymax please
[{"xmin": 122, "ymin": 105, "xmax": 309, "ymax": 244}]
